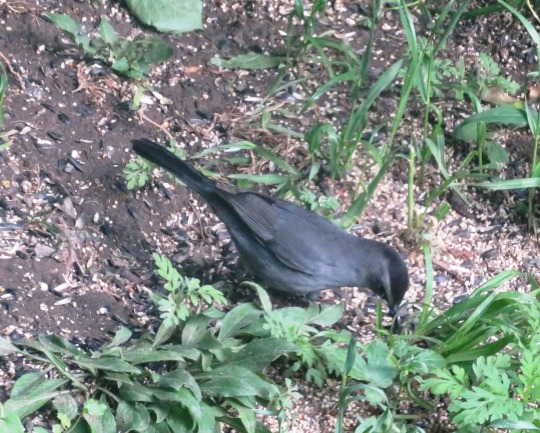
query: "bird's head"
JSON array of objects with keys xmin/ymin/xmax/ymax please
[{"xmin": 368, "ymin": 244, "xmax": 409, "ymax": 317}]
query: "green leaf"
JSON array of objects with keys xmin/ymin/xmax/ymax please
[
  {"xmin": 99, "ymin": 17, "xmax": 117, "ymax": 46},
  {"xmin": 228, "ymin": 173, "xmax": 289, "ymax": 186},
  {"xmin": 230, "ymin": 401, "xmax": 256, "ymax": 433},
  {"xmin": 195, "ymin": 403, "xmax": 217, "ymax": 433},
  {"xmin": 218, "ymin": 303, "xmax": 262, "ymax": 340},
  {"xmin": 306, "ymin": 303, "xmax": 344, "ymax": 326},
  {"xmin": 0, "ymin": 413, "xmax": 24, "ymax": 433},
  {"xmin": 210, "ymin": 54, "xmax": 284, "ymax": 70},
  {"xmin": 126, "ymin": 0, "xmax": 203, "ymax": 33},
  {"xmin": 10, "ymin": 373, "xmax": 45, "ymax": 398},
  {"xmin": 83, "ymin": 399, "xmax": 116, "ymax": 433},
  {"xmin": 454, "ymin": 106, "xmax": 529, "ymax": 134},
  {"xmin": 356, "ymin": 340, "xmax": 397, "ymax": 388},
  {"xmin": 47, "ymin": 13, "xmax": 82, "ymax": 36},
  {"xmin": 111, "ymin": 57, "xmax": 129, "ymax": 73},
  {"xmin": 157, "ymin": 369, "xmax": 202, "ymax": 400},
  {"xmin": 37, "ymin": 334, "xmax": 81, "ymax": 356},
  {"xmin": 223, "ymin": 338, "xmax": 296, "ymax": 371},
  {"xmin": 103, "ymin": 326, "xmax": 132, "ymax": 349},
  {"xmin": 181, "ymin": 314, "xmax": 214, "ymax": 347},
  {"xmin": 490, "ymin": 420, "xmax": 540, "ymax": 430},
  {"xmin": 197, "ymin": 365, "xmax": 278, "ymax": 399},
  {"xmin": 0, "ymin": 336, "xmax": 18, "ymax": 355},
  {"xmin": 116, "ymin": 401, "xmax": 151, "ymax": 432},
  {"xmin": 165, "ymin": 406, "xmax": 193, "ymax": 432},
  {"xmin": 153, "ymin": 253, "xmax": 182, "ymax": 292},
  {"xmin": 75, "ymin": 357, "xmax": 141, "ymax": 374},
  {"xmin": 176, "ymin": 388, "xmax": 202, "ymax": 423},
  {"xmin": 4, "ymin": 378, "xmax": 68, "ymax": 418},
  {"xmin": 139, "ymin": 37, "xmax": 174, "ymax": 64},
  {"xmin": 485, "ymin": 141, "xmax": 509, "ymax": 167},
  {"xmin": 52, "ymin": 394, "xmax": 79, "ymax": 421},
  {"xmin": 122, "ymin": 344, "xmax": 197, "ymax": 364},
  {"xmin": 242, "ymin": 282, "xmax": 273, "ymax": 314},
  {"xmin": 470, "ymin": 178, "xmax": 540, "ymax": 190}
]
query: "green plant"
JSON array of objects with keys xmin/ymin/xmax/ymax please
[
  {"xmin": 0, "ymin": 264, "xmax": 302, "ymax": 432},
  {"xmin": 331, "ymin": 332, "xmax": 448, "ymax": 433},
  {"xmin": 421, "ymin": 351, "xmax": 540, "ymax": 431},
  {"xmin": 0, "ymin": 61, "xmax": 7, "ymax": 127},
  {"xmin": 406, "ymin": 259, "xmax": 540, "ymax": 431},
  {"xmin": 150, "ymin": 253, "xmax": 227, "ymax": 342},
  {"xmin": 47, "ymin": 14, "xmax": 173, "ymax": 79},
  {"xmin": 419, "ymin": 299, "xmax": 540, "ymax": 431},
  {"xmin": 125, "ymin": 0, "xmax": 203, "ymax": 34},
  {"xmin": 299, "ymin": 189, "xmax": 340, "ymax": 217}
]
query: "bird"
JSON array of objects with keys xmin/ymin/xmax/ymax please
[{"xmin": 132, "ymin": 138, "xmax": 409, "ymax": 316}]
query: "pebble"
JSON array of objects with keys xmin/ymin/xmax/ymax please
[
  {"xmin": 435, "ymin": 274, "xmax": 450, "ymax": 284},
  {"xmin": 35, "ymin": 138, "xmax": 56, "ymax": 150},
  {"xmin": 34, "ymin": 244, "xmax": 56, "ymax": 258}
]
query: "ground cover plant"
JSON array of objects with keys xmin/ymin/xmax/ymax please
[{"xmin": 2, "ymin": 0, "xmax": 540, "ymax": 432}]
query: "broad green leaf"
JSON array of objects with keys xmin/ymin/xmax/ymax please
[
  {"xmin": 140, "ymin": 38, "xmax": 174, "ymax": 63},
  {"xmin": 182, "ymin": 314, "xmax": 214, "ymax": 347},
  {"xmin": 357, "ymin": 340, "xmax": 397, "ymax": 388},
  {"xmin": 165, "ymin": 407, "xmax": 193, "ymax": 432},
  {"xmin": 157, "ymin": 369, "xmax": 202, "ymax": 400},
  {"xmin": 75, "ymin": 357, "xmax": 141, "ymax": 374},
  {"xmin": 306, "ymin": 303, "xmax": 344, "ymax": 326},
  {"xmin": 37, "ymin": 334, "xmax": 80, "ymax": 356},
  {"xmin": 223, "ymin": 338, "xmax": 296, "ymax": 371},
  {"xmin": 103, "ymin": 326, "xmax": 132, "ymax": 349},
  {"xmin": 218, "ymin": 303, "xmax": 262, "ymax": 340},
  {"xmin": 230, "ymin": 402, "xmax": 256, "ymax": 433},
  {"xmin": 83, "ymin": 400, "xmax": 116, "ymax": 433},
  {"xmin": 122, "ymin": 344, "xmax": 197, "ymax": 364},
  {"xmin": 177, "ymin": 388, "xmax": 202, "ymax": 423},
  {"xmin": 485, "ymin": 141, "xmax": 509, "ymax": 166},
  {"xmin": 52, "ymin": 394, "xmax": 79, "ymax": 421},
  {"xmin": 99, "ymin": 17, "xmax": 117, "ymax": 45},
  {"xmin": 116, "ymin": 401, "xmax": 151, "ymax": 432},
  {"xmin": 491, "ymin": 419, "xmax": 540, "ymax": 430},
  {"xmin": 10, "ymin": 373, "xmax": 47, "ymax": 398},
  {"xmin": 126, "ymin": 0, "xmax": 203, "ymax": 33},
  {"xmin": 0, "ymin": 413, "xmax": 24, "ymax": 433},
  {"xmin": 4, "ymin": 378, "xmax": 68, "ymax": 418},
  {"xmin": 211, "ymin": 54, "xmax": 284, "ymax": 70},
  {"xmin": 111, "ymin": 57, "xmax": 129, "ymax": 73},
  {"xmin": 454, "ymin": 106, "xmax": 529, "ymax": 140},
  {"xmin": 197, "ymin": 365, "xmax": 278, "ymax": 399},
  {"xmin": 47, "ymin": 13, "xmax": 82, "ymax": 35}
]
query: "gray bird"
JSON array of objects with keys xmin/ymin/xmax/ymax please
[{"xmin": 132, "ymin": 138, "xmax": 409, "ymax": 316}]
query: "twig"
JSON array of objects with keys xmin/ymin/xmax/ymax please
[{"xmin": 0, "ymin": 50, "xmax": 26, "ymax": 90}]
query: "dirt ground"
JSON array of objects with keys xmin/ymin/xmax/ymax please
[{"xmin": 1, "ymin": 0, "xmax": 540, "ymax": 432}]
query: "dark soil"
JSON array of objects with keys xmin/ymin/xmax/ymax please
[{"xmin": 0, "ymin": 0, "xmax": 287, "ymax": 338}]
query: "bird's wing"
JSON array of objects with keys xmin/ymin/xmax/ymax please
[
  {"xmin": 225, "ymin": 192, "xmax": 276, "ymax": 241},
  {"xmin": 270, "ymin": 201, "xmax": 347, "ymax": 274},
  {"xmin": 226, "ymin": 192, "xmax": 344, "ymax": 275}
]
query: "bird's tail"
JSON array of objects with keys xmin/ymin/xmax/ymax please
[{"xmin": 132, "ymin": 138, "xmax": 216, "ymax": 196}]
